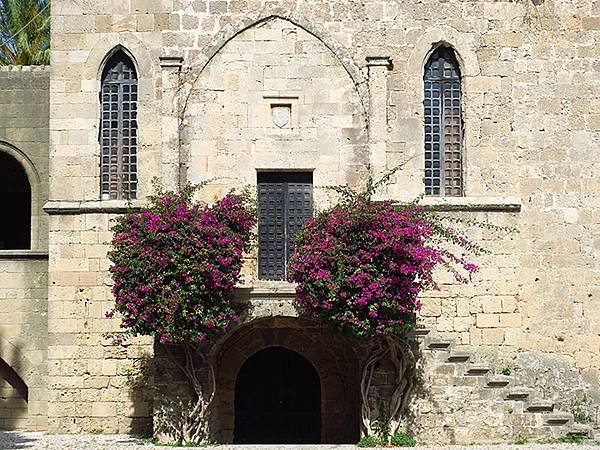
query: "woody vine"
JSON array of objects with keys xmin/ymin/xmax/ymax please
[{"xmin": 107, "ymin": 167, "xmax": 508, "ymax": 445}]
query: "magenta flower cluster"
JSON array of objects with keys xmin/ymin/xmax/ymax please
[
  {"xmin": 108, "ymin": 186, "xmax": 256, "ymax": 344},
  {"xmin": 288, "ymin": 198, "xmax": 478, "ymax": 337}
]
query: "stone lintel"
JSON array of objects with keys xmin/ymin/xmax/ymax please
[{"xmin": 365, "ymin": 56, "xmax": 393, "ymax": 69}]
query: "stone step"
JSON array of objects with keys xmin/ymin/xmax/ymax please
[
  {"xmin": 485, "ymin": 375, "xmax": 512, "ymax": 388},
  {"xmin": 446, "ymin": 351, "xmax": 471, "ymax": 363},
  {"xmin": 464, "ymin": 365, "xmax": 490, "ymax": 376},
  {"xmin": 526, "ymin": 400, "xmax": 554, "ymax": 413},
  {"xmin": 546, "ymin": 412, "xmax": 572, "ymax": 426},
  {"xmin": 505, "ymin": 387, "xmax": 532, "ymax": 401},
  {"xmin": 409, "ymin": 327, "xmax": 432, "ymax": 339},
  {"xmin": 427, "ymin": 339, "xmax": 453, "ymax": 350},
  {"xmin": 567, "ymin": 423, "xmax": 593, "ymax": 438}
]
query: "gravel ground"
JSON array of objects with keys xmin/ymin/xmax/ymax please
[{"xmin": 0, "ymin": 432, "xmax": 597, "ymax": 450}]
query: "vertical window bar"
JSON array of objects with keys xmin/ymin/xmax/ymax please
[
  {"xmin": 424, "ymin": 46, "xmax": 463, "ymax": 196},
  {"xmin": 100, "ymin": 51, "xmax": 138, "ymax": 200}
]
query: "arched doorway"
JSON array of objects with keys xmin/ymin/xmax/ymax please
[
  {"xmin": 234, "ymin": 346, "xmax": 321, "ymax": 444},
  {"xmin": 0, "ymin": 151, "xmax": 31, "ymax": 249}
]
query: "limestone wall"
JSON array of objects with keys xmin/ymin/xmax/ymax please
[
  {"xmin": 0, "ymin": 66, "xmax": 50, "ymax": 430},
  {"xmin": 0, "ymin": 66, "xmax": 49, "ymax": 251},
  {"xmin": 48, "ymin": 0, "xmax": 600, "ymax": 437}
]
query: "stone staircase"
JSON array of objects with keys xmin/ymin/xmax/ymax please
[{"xmin": 408, "ymin": 327, "xmax": 598, "ymax": 442}]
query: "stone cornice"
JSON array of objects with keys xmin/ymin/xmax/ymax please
[
  {"xmin": 234, "ymin": 284, "xmax": 297, "ymax": 302},
  {"xmin": 43, "ymin": 200, "xmax": 145, "ymax": 215},
  {"xmin": 0, "ymin": 250, "xmax": 49, "ymax": 260},
  {"xmin": 366, "ymin": 55, "xmax": 393, "ymax": 69},
  {"xmin": 418, "ymin": 196, "xmax": 522, "ymax": 212}
]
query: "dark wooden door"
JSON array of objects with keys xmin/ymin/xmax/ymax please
[
  {"xmin": 258, "ymin": 172, "xmax": 313, "ymax": 280},
  {"xmin": 234, "ymin": 347, "xmax": 321, "ymax": 444}
]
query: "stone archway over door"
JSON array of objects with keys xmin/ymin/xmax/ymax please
[
  {"xmin": 211, "ymin": 317, "xmax": 360, "ymax": 444},
  {"xmin": 234, "ymin": 347, "xmax": 320, "ymax": 444}
]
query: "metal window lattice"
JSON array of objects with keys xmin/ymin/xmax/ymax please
[
  {"xmin": 258, "ymin": 173, "xmax": 313, "ymax": 281},
  {"xmin": 100, "ymin": 52, "xmax": 138, "ymax": 200},
  {"xmin": 424, "ymin": 47, "xmax": 463, "ymax": 196}
]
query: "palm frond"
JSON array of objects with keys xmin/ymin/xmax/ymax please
[{"xmin": 0, "ymin": 0, "xmax": 50, "ymax": 66}]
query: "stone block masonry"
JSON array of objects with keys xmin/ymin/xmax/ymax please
[
  {"xmin": 0, "ymin": 66, "xmax": 50, "ymax": 431},
  {"xmin": 35, "ymin": 0, "xmax": 600, "ymax": 442}
]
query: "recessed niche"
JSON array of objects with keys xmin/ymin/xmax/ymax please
[{"xmin": 263, "ymin": 96, "xmax": 299, "ymax": 131}]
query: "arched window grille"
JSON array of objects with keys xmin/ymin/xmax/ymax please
[
  {"xmin": 100, "ymin": 50, "xmax": 138, "ymax": 200},
  {"xmin": 423, "ymin": 46, "xmax": 463, "ymax": 196}
]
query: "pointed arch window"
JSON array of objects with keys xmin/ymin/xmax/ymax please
[
  {"xmin": 100, "ymin": 50, "xmax": 138, "ymax": 200},
  {"xmin": 424, "ymin": 46, "xmax": 463, "ymax": 196}
]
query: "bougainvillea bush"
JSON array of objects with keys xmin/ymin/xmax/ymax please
[
  {"xmin": 107, "ymin": 184, "xmax": 256, "ymax": 445},
  {"xmin": 287, "ymin": 170, "xmax": 502, "ymax": 441},
  {"xmin": 288, "ymin": 192, "xmax": 478, "ymax": 338},
  {"xmin": 108, "ymin": 185, "xmax": 255, "ymax": 344}
]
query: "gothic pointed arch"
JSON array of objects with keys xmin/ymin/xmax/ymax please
[
  {"xmin": 186, "ymin": 7, "xmax": 369, "ymax": 119},
  {"xmin": 423, "ymin": 45, "xmax": 463, "ymax": 196}
]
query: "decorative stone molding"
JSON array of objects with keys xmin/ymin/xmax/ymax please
[
  {"xmin": 365, "ymin": 56, "xmax": 393, "ymax": 69},
  {"xmin": 159, "ymin": 55, "xmax": 184, "ymax": 70}
]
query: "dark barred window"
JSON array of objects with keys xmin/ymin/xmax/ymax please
[
  {"xmin": 100, "ymin": 50, "xmax": 138, "ymax": 200},
  {"xmin": 424, "ymin": 46, "xmax": 463, "ymax": 196}
]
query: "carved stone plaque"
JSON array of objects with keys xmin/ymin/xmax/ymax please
[{"xmin": 271, "ymin": 104, "xmax": 291, "ymax": 128}]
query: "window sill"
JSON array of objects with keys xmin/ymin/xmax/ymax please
[
  {"xmin": 234, "ymin": 282, "xmax": 297, "ymax": 301},
  {"xmin": 417, "ymin": 196, "xmax": 522, "ymax": 212},
  {"xmin": 0, "ymin": 250, "xmax": 49, "ymax": 260},
  {"xmin": 43, "ymin": 200, "xmax": 145, "ymax": 215}
]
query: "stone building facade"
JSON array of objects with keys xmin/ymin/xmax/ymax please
[{"xmin": 0, "ymin": 0, "xmax": 599, "ymax": 444}]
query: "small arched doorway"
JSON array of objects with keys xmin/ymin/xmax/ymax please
[
  {"xmin": 234, "ymin": 346, "xmax": 321, "ymax": 444},
  {"xmin": 0, "ymin": 151, "xmax": 31, "ymax": 249}
]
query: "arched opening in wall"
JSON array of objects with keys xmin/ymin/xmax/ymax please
[
  {"xmin": 234, "ymin": 346, "xmax": 321, "ymax": 444},
  {"xmin": 0, "ymin": 152, "xmax": 31, "ymax": 250}
]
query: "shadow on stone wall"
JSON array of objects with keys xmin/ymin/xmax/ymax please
[
  {"xmin": 0, "ymin": 339, "xmax": 28, "ymax": 430},
  {"xmin": 125, "ymin": 355, "xmax": 154, "ymax": 437}
]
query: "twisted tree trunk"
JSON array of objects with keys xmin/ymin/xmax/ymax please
[
  {"xmin": 163, "ymin": 343, "xmax": 216, "ymax": 445},
  {"xmin": 360, "ymin": 335, "xmax": 416, "ymax": 440}
]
